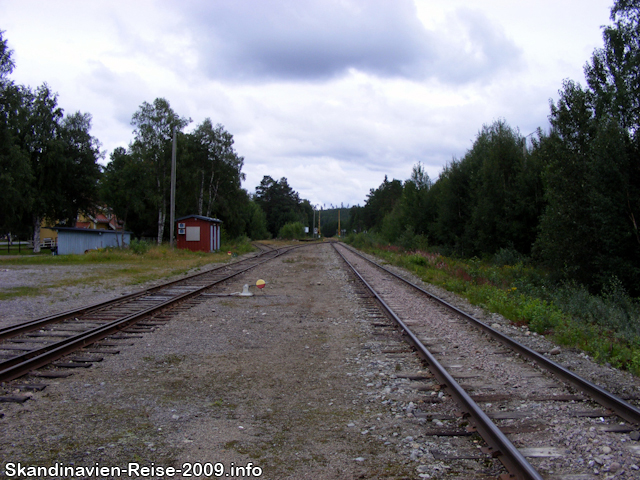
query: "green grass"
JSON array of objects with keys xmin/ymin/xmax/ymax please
[
  {"xmin": 0, "ymin": 285, "xmax": 46, "ymax": 301},
  {"xmin": 0, "ymin": 245, "xmax": 53, "ymax": 256},
  {"xmin": 345, "ymin": 233, "xmax": 640, "ymax": 376}
]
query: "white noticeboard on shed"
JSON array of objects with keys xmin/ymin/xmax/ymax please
[{"xmin": 186, "ymin": 226, "xmax": 200, "ymax": 242}]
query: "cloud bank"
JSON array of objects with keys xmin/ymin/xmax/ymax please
[{"xmin": 172, "ymin": 0, "xmax": 522, "ymax": 84}]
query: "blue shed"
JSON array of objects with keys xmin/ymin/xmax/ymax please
[{"xmin": 52, "ymin": 227, "xmax": 131, "ymax": 255}]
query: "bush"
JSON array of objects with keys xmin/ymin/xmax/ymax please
[
  {"xmin": 278, "ymin": 222, "xmax": 305, "ymax": 239},
  {"xmin": 345, "ymin": 232, "xmax": 380, "ymax": 249},
  {"xmin": 408, "ymin": 254, "xmax": 427, "ymax": 267},
  {"xmin": 222, "ymin": 235, "xmax": 254, "ymax": 255},
  {"xmin": 129, "ymin": 238, "xmax": 150, "ymax": 255},
  {"xmin": 493, "ymin": 247, "xmax": 526, "ymax": 266},
  {"xmin": 551, "ymin": 279, "xmax": 640, "ymax": 346}
]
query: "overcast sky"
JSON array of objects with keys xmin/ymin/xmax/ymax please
[{"xmin": 0, "ymin": 0, "xmax": 613, "ymax": 207}]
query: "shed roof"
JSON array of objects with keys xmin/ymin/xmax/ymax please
[
  {"xmin": 176, "ymin": 215, "xmax": 222, "ymax": 223},
  {"xmin": 52, "ymin": 227, "xmax": 133, "ymax": 234}
]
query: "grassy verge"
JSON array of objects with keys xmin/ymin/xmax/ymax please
[
  {"xmin": 345, "ymin": 233, "xmax": 640, "ymax": 376},
  {"xmin": 0, "ymin": 237, "xmax": 256, "ymax": 300}
]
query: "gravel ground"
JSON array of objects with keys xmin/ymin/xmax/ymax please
[
  {"xmin": 1, "ymin": 243, "xmax": 640, "ymax": 480},
  {"xmin": 0, "ymin": 244, "xmax": 440, "ymax": 479},
  {"xmin": 0, "ymin": 260, "xmax": 238, "ymax": 329}
]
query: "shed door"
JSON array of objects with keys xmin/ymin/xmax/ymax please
[{"xmin": 210, "ymin": 225, "xmax": 213, "ymax": 252}]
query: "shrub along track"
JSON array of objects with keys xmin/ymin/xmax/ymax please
[{"xmin": 333, "ymin": 242, "xmax": 640, "ymax": 479}]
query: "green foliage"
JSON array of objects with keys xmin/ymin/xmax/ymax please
[
  {"xmin": 493, "ymin": 247, "xmax": 526, "ymax": 267},
  {"xmin": 353, "ymin": 0, "xmax": 640, "ymax": 299},
  {"xmin": 424, "ymin": 121, "xmax": 545, "ymax": 257},
  {"xmin": 129, "ymin": 238, "xmax": 150, "ymax": 255},
  {"xmin": 369, "ymin": 121, "xmax": 543, "ymax": 259},
  {"xmin": 278, "ymin": 221, "xmax": 305, "ymax": 239},
  {"xmin": 0, "ymin": 30, "xmax": 14, "ymax": 82},
  {"xmin": 100, "ymin": 109, "xmax": 261, "ymax": 241},
  {"xmin": 100, "ymin": 147, "xmax": 146, "ymax": 234},
  {"xmin": 532, "ymin": 2, "xmax": 640, "ymax": 294},
  {"xmin": 254, "ymin": 176, "xmax": 309, "ymax": 237},
  {"xmin": 0, "ymin": 84, "xmax": 33, "ymax": 237},
  {"xmin": 178, "ymin": 119, "xmax": 251, "ymax": 239},
  {"xmin": 1, "ymin": 32, "xmax": 285, "ymax": 245},
  {"xmin": 244, "ymin": 201, "xmax": 270, "ymax": 240},
  {"xmin": 221, "ymin": 235, "xmax": 254, "ymax": 255},
  {"xmin": 129, "ymin": 98, "xmax": 190, "ymax": 243},
  {"xmin": 345, "ymin": 205, "xmax": 365, "ymax": 233},
  {"xmin": 0, "ymin": 39, "xmax": 102, "ymax": 247},
  {"xmin": 362, "ymin": 176, "xmax": 403, "ymax": 231},
  {"xmin": 314, "ymin": 207, "xmax": 350, "ymax": 237},
  {"xmin": 468, "ymin": 121, "xmax": 544, "ymax": 255},
  {"xmin": 345, "ymin": 231, "xmax": 381, "ymax": 250}
]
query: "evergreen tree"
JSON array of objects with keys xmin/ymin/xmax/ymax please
[
  {"xmin": 535, "ymin": 0, "xmax": 640, "ymax": 293},
  {"xmin": 362, "ymin": 176, "xmax": 403, "ymax": 231},
  {"xmin": 254, "ymin": 176, "xmax": 308, "ymax": 237}
]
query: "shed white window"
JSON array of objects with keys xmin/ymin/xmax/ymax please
[{"xmin": 186, "ymin": 226, "xmax": 200, "ymax": 241}]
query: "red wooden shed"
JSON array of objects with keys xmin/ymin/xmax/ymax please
[{"xmin": 176, "ymin": 215, "xmax": 222, "ymax": 252}]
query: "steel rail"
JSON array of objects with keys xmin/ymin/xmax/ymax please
[
  {"xmin": 332, "ymin": 243, "xmax": 543, "ymax": 480},
  {"xmin": 0, "ymin": 245, "xmax": 279, "ymax": 341},
  {"xmin": 339, "ymin": 243, "xmax": 640, "ymax": 425},
  {"xmin": 0, "ymin": 245, "xmax": 300, "ymax": 382},
  {"xmin": 0, "ymin": 293, "xmax": 148, "ymax": 341},
  {"xmin": 0, "ymin": 287, "xmax": 204, "ymax": 382}
]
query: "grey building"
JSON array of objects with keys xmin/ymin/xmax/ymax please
[{"xmin": 53, "ymin": 227, "xmax": 131, "ymax": 255}]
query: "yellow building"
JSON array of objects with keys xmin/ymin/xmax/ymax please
[{"xmin": 39, "ymin": 210, "xmax": 123, "ymax": 248}]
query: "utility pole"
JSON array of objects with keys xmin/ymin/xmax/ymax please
[
  {"xmin": 338, "ymin": 209, "xmax": 341, "ymax": 238},
  {"xmin": 169, "ymin": 126, "xmax": 177, "ymax": 248}
]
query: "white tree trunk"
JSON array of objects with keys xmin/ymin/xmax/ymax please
[
  {"xmin": 206, "ymin": 178, "xmax": 219, "ymax": 218},
  {"xmin": 198, "ymin": 171, "xmax": 205, "ymax": 216},
  {"xmin": 32, "ymin": 216, "xmax": 41, "ymax": 253},
  {"xmin": 157, "ymin": 207, "xmax": 166, "ymax": 245}
]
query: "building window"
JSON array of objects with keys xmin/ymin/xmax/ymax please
[{"xmin": 186, "ymin": 226, "xmax": 200, "ymax": 242}]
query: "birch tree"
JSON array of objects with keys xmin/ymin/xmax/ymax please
[
  {"xmin": 190, "ymin": 119, "xmax": 244, "ymax": 217},
  {"xmin": 130, "ymin": 98, "xmax": 189, "ymax": 244}
]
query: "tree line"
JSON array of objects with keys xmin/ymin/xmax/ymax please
[
  {"xmin": 346, "ymin": 0, "xmax": 640, "ymax": 296},
  {"xmin": 0, "ymin": 33, "xmax": 101, "ymax": 250},
  {"xmin": 0, "ymin": 30, "xmax": 316, "ymax": 248}
]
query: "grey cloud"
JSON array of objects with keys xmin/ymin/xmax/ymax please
[
  {"xmin": 81, "ymin": 62, "xmax": 150, "ymax": 129},
  {"xmin": 168, "ymin": 0, "xmax": 521, "ymax": 84},
  {"xmin": 435, "ymin": 8, "xmax": 524, "ymax": 83}
]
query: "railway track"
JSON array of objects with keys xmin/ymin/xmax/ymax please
[
  {"xmin": 333, "ymin": 242, "xmax": 640, "ymax": 479},
  {"xmin": 0, "ymin": 243, "xmax": 305, "ymax": 385}
]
